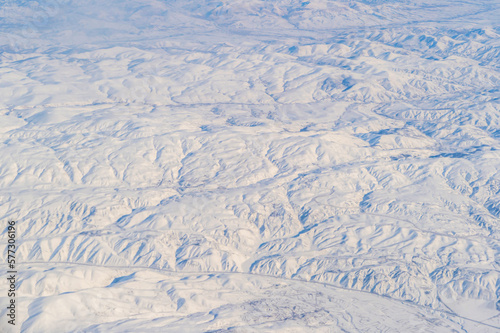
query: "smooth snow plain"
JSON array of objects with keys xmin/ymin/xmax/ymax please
[{"xmin": 0, "ymin": 0, "xmax": 500, "ymax": 332}]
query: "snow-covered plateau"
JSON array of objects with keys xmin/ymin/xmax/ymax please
[{"xmin": 0, "ymin": 0, "xmax": 500, "ymax": 332}]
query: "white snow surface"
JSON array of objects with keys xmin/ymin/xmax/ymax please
[{"xmin": 1, "ymin": 0, "xmax": 500, "ymax": 332}]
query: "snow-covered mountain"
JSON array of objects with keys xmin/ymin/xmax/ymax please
[{"xmin": 1, "ymin": 0, "xmax": 500, "ymax": 331}]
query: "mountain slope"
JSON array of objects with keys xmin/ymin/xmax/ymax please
[{"xmin": 1, "ymin": 0, "xmax": 500, "ymax": 332}]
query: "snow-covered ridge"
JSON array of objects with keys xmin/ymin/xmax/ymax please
[{"xmin": 0, "ymin": 0, "xmax": 499, "ymax": 331}]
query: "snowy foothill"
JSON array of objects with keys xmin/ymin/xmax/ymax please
[{"xmin": 0, "ymin": 0, "xmax": 500, "ymax": 332}]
